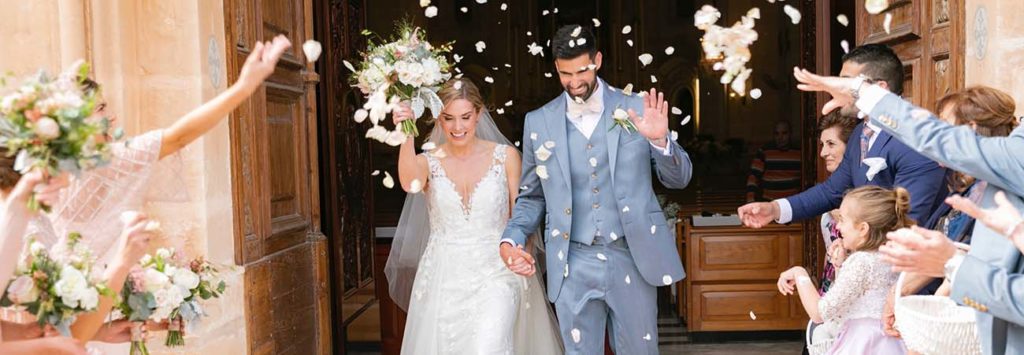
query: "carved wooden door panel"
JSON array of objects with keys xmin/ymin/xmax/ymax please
[
  {"xmin": 224, "ymin": 0, "xmax": 332, "ymax": 354},
  {"xmin": 857, "ymin": 0, "xmax": 964, "ymax": 108}
]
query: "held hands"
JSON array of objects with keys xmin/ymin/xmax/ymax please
[
  {"xmin": 237, "ymin": 35, "xmax": 293, "ymax": 91},
  {"xmin": 737, "ymin": 201, "xmax": 781, "ymax": 228},
  {"xmin": 627, "ymin": 88, "xmax": 670, "ymax": 147},
  {"xmin": 777, "ymin": 266, "xmax": 809, "ymax": 296},
  {"xmin": 500, "ymin": 243, "xmax": 536, "ymax": 277}
]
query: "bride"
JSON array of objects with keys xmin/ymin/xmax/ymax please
[{"xmin": 385, "ymin": 78, "xmax": 563, "ymax": 354}]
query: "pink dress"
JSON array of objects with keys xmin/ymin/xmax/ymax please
[{"xmin": 820, "ymin": 252, "xmax": 906, "ymax": 355}]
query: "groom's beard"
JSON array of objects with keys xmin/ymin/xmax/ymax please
[{"xmin": 565, "ymin": 80, "xmax": 596, "ymax": 101}]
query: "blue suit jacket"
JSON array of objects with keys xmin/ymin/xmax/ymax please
[
  {"xmin": 867, "ymin": 91, "xmax": 1024, "ymax": 355},
  {"xmin": 501, "ymin": 80, "xmax": 693, "ymax": 301},
  {"xmin": 786, "ymin": 121, "xmax": 946, "ymax": 223}
]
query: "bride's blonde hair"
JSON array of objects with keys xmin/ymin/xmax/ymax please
[{"xmin": 436, "ymin": 78, "xmax": 486, "ymax": 114}]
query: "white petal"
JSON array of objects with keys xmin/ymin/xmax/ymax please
[
  {"xmin": 514, "ymin": 141, "xmax": 520, "ymax": 147},
  {"xmin": 836, "ymin": 14, "xmax": 850, "ymax": 27},
  {"xmin": 574, "ymin": 96, "xmax": 585, "ymax": 104},
  {"xmin": 750, "ymin": 88, "xmax": 762, "ymax": 99},
  {"xmin": 542, "ymin": 9, "xmax": 549, "ymax": 16},
  {"xmin": 475, "ymin": 41, "xmax": 486, "ymax": 53},
  {"xmin": 638, "ymin": 53, "xmax": 653, "ymax": 67},
  {"xmin": 589, "ymin": 157, "xmax": 597, "ymax": 167},
  {"xmin": 544, "ymin": 72, "xmax": 553, "ymax": 78},
  {"xmin": 302, "ymin": 40, "xmax": 322, "ymax": 63},
  {"xmin": 592, "ymin": 18, "xmax": 601, "ymax": 27},
  {"xmin": 372, "ymin": 170, "xmax": 380, "ymax": 176},
  {"xmin": 496, "ymin": 108, "xmax": 505, "ymax": 114},
  {"xmin": 558, "ymin": 250, "xmax": 564, "ymax": 260},
  {"xmin": 587, "ymin": 64, "xmax": 597, "ymax": 71},
  {"xmin": 425, "ymin": 6, "xmax": 438, "ymax": 18},
  {"xmin": 536, "ymin": 165, "xmax": 549, "ymax": 179},
  {"xmin": 651, "ymin": 225, "xmax": 657, "ymax": 234},
  {"xmin": 551, "ymin": 228, "xmax": 561, "ymax": 237},
  {"xmin": 571, "ymin": 328, "xmax": 581, "ymax": 343},
  {"xmin": 564, "ymin": 264, "xmax": 569, "ymax": 277},
  {"xmin": 460, "ymin": 6, "xmax": 468, "ymax": 13},
  {"xmin": 622, "ymin": 206, "xmax": 630, "ymax": 213},
  {"xmin": 475, "ymin": 0, "xmax": 486, "ymax": 3},
  {"xmin": 568, "ymin": 40, "xmax": 575, "ymax": 48},
  {"xmin": 421, "ymin": 142, "xmax": 437, "ymax": 151},
  {"xmin": 576, "ymin": 38, "xmax": 587, "ymax": 46},
  {"xmin": 527, "ymin": 31, "xmax": 532, "ymax": 36},
  {"xmin": 865, "ymin": 0, "xmax": 890, "ymax": 15},
  {"xmin": 671, "ymin": 130, "xmax": 679, "ymax": 141},
  {"xmin": 409, "ymin": 179, "xmax": 423, "ymax": 193},
  {"xmin": 643, "ymin": 333, "xmax": 652, "ymax": 341},
  {"xmin": 484, "ymin": 76, "xmax": 494, "ymax": 83},
  {"xmin": 343, "ymin": 60, "xmax": 356, "ymax": 73},
  {"xmin": 622, "ymin": 25, "xmax": 632, "ymax": 34},
  {"xmin": 626, "ymin": 39, "xmax": 634, "ymax": 47},
  {"xmin": 454, "ymin": 80, "xmax": 463, "ymax": 90},
  {"xmin": 747, "ymin": 7, "xmax": 761, "ymax": 19},
  {"xmin": 571, "ymin": 26, "xmax": 582, "ymax": 38},
  {"xmin": 841, "ymin": 40, "xmax": 850, "ymax": 54},
  {"xmin": 622, "ymin": 83, "xmax": 634, "ymax": 96},
  {"xmin": 749, "ymin": 311, "xmax": 757, "ymax": 320},
  {"xmin": 681, "ymin": 115, "xmax": 692, "ymax": 126},
  {"xmin": 354, "ymin": 109, "xmax": 369, "ymax": 123},
  {"xmin": 501, "ymin": 3, "xmax": 508, "ymax": 11},
  {"xmin": 535, "ymin": 145, "xmax": 553, "ymax": 162},
  {"xmin": 553, "ymin": 7, "xmax": 558, "ymax": 13},
  {"xmin": 383, "ymin": 171, "xmax": 395, "ymax": 189},
  {"xmin": 419, "ymin": 0, "xmax": 430, "ymax": 7},
  {"xmin": 544, "ymin": 140, "xmax": 556, "ymax": 149},
  {"xmin": 610, "ymin": 232, "xmax": 619, "ymax": 240},
  {"xmin": 783, "ymin": 5, "xmax": 802, "ymax": 24},
  {"xmin": 665, "ymin": 46, "xmax": 675, "ymax": 55},
  {"xmin": 505, "ymin": 100, "xmax": 513, "ymax": 107},
  {"xmin": 596, "ymin": 253, "xmax": 607, "ymax": 261},
  {"xmin": 883, "ymin": 13, "xmax": 893, "ymax": 34},
  {"xmin": 663, "ymin": 275, "xmax": 673, "ymax": 285},
  {"xmin": 651, "ymin": 75, "xmax": 658, "ymax": 83},
  {"xmin": 671, "ymin": 107, "xmax": 682, "ymax": 115},
  {"xmin": 625, "ymin": 275, "xmax": 631, "ymax": 284},
  {"xmin": 530, "ymin": 132, "xmax": 538, "ymax": 141},
  {"xmin": 453, "ymin": 54, "xmax": 463, "ymax": 63}
]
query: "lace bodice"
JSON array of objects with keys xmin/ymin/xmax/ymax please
[
  {"xmin": 818, "ymin": 251, "xmax": 899, "ymax": 325},
  {"xmin": 424, "ymin": 144, "xmax": 509, "ymax": 241}
]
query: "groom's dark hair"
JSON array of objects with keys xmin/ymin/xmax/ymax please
[
  {"xmin": 552, "ymin": 25, "xmax": 597, "ymax": 60},
  {"xmin": 842, "ymin": 44, "xmax": 904, "ymax": 95}
]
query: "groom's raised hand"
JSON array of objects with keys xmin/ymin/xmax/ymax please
[
  {"xmin": 500, "ymin": 243, "xmax": 536, "ymax": 277},
  {"xmin": 627, "ymin": 88, "xmax": 670, "ymax": 148}
]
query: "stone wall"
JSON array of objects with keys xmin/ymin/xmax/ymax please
[{"xmin": 965, "ymin": 0, "xmax": 1024, "ymax": 117}]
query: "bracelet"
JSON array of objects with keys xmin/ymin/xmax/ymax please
[
  {"xmin": 848, "ymin": 75, "xmax": 867, "ymax": 101},
  {"xmin": 797, "ymin": 276, "xmax": 812, "ymax": 285},
  {"xmin": 1004, "ymin": 220, "xmax": 1024, "ymax": 237}
]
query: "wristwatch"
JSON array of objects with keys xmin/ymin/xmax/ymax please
[{"xmin": 848, "ymin": 75, "xmax": 868, "ymax": 101}]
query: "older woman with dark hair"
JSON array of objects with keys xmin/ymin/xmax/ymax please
[{"xmin": 816, "ymin": 112, "xmax": 859, "ymax": 293}]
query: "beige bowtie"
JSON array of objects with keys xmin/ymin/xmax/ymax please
[{"xmin": 567, "ymin": 96, "xmax": 603, "ymax": 119}]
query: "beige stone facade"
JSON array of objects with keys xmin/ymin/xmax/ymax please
[
  {"xmin": 0, "ymin": 1, "xmax": 244, "ymax": 353},
  {"xmin": 966, "ymin": 0, "xmax": 1024, "ymax": 117}
]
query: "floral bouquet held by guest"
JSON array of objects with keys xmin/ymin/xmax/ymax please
[
  {"xmin": 1, "ymin": 233, "xmax": 112, "ymax": 336},
  {"xmin": 348, "ymin": 20, "xmax": 453, "ymax": 145},
  {"xmin": 0, "ymin": 60, "xmax": 122, "ymax": 211}
]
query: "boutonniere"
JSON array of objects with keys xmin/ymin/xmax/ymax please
[
  {"xmin": 611, "ymin": 107, "xmax": 637, "ymax": 134},
  {"xmin": 862, "ymin": 157, "xmax": 888, "ymax": 181}
]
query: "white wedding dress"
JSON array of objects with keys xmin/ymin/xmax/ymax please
[{"xmin": 400, "ymin": 144, "xmax": 563, "ymax": 355}]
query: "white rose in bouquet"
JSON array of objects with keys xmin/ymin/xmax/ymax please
[
  {"xmin": 396, "ymin": 61, "xmax": 427, "ymax": 87},
  {"xmin": 78, "ymin": 287, "xmax": 100, "ymax": 310},
  {"xmin": 143, "ymin": 268, "xmax": 171, "ymax": 293},
  {"xmin": 7, "ymin": 275, "xmax": 40, "ymax": 303},
  {"xmin": 169, "ymin": 266, "xmax": 201, "ymax": 290},
  {"xmin": 420, "ymin": 57, "xmax": 445, "ymax": 86},
  {"xmin": 54, "ymin": 266, "xmax": 89, "ymax": 308}
]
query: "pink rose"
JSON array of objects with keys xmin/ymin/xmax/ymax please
[
  {"xmin": 6, "ymin": 275, "xmax": 40, "ymax": 304},
  {"xmin": 33, "ymin": 117, "xmax": 60, "ymax": 140},
  {"xmin": 24, "ymin": 109, "xmax": 43, "ymax": 122}
]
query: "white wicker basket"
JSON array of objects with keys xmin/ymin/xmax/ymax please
[
  {"xmin": 805, "ymin": 320, "xmax": 835, "ymax": 355},
  {"xmin": 893, "ymin": 272, "xmax": 982, "ymax": 355}
]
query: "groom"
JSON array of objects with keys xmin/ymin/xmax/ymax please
[{"xmin": 500, "ymin": 25, "xmax": 692, "ymax": 354}]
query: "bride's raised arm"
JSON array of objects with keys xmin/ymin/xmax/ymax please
[{"xmin": 393, "ymin": 104, "xmax": 430, "ymax": 192}]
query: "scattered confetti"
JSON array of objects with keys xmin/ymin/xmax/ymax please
[
  {"xmin": 544, "ymin": 72, "xmax": 553, "ymax": 78},
  {"xmin": 865, "ymin": 0, "xmax": 890, "ymax": 15},
  {"xmin": 837, "ymin": 14, "xmax": 850, "ymax": 27},
  {"xmin": 504, "ymin": 63, "xmax": 511, "ymax": 68},
  {"xmin": 372, "ymin": 170, "xmax": 380, "ymax": 176},
  {"xmin": 520, "ymin": 185, "xmax": 528, "ymax": 190},
  {"xmin": 610, "ymin": 232, "xmax": 618, "ymax": 240},
  {"xmin": 558, "ymin": 250, "xmax": 564, "ymax": 260},
  {"xmin": 354, "ymin": 109, "xmax": 368, "ymax": 123},
  {"xmin": 383, "ymin": 171, "xmax": 395, "ymax": 189},
  {"xmin": 419, "ymin": 0, "xmax": 430, "ymax": 7},
  {"xmin": 663, "ymin": 275, "xmax": 673, "ymax": 285},
  {"xmin": 453, "ymin": 80, "xmax": 463, "ymax": 90},
  {"xmin": 841, "ymin": 40, "xmax": 850, "ymax": 54},
  {"xmin": 536, "ymin": 165, "xmax": 549, "ymax": 179},
  {"xmin": 496, "ymin": 108, "xmax": 505, "ymax": 114},
  {"xmin": 571, "ymin": 328, "xmax": 581, "ymax": 343},
  {"xmin": 501, "ymin": 3, "xmax": 507, "ymax": 11},
  {"xmin": 425, "ymin": 6, "xmax": 438, "ymax": 18},
  {"xmin": 643, "ymin": 333, "xmax": 652, "ymax": 341},
  {"xmin": 475, "ymin": 0, "xmax": 486, "ymax": 3},
  {"xmin": 747, "ymin": 7, "xmax": 761, "ymax": 19},
  {"xmin": 343, "ymin": 60, "xmax": 356, "ymax": 73},
  {"xmin": 592, "ymin": 18, "xmax": 601, "ymax": 27},
  {"xmin": 571, "ymin": 26, "xmax": 582, "ymax": 37},
  {"xmin": 514, "ymin": 141, "xmax": 520, "ymax": 147},
  {"xmin": 409, "ymin": 179, "xmax": 423, "ymax": 193},
  {"xmin": 421, "ymin": 142, "xmax": 437, "ymax": 151},
  {"xmin": 638, "ymin": 53, "xmax": 653, "ymax": 67},
  {"xmin": 626, "ymin": 39, "xmax": 634, "ymax": 47},
  {"xmin": 460, "ymin": 6, "xmax": 468, "ymax": 13},
  {"xmin": 651, "ymin": 225, "xmax": 657, "ymax": 234},
  {"xmin": 622, "ymin": 25, "xmax": 632, "ymax": 34},
  {"xmin": 671, "ymin": 107, "xmax": 683, "ymax": 115},
  {"xmin": 553, "ymin": 7, "xmax": 558, "ymax": 13},
  {"xmin": 671, "ymin": 130, "xmax": 678, "ymax": 141},
  {"xmin": 544, "ymin": 141, "xmax": 556, "ymax": 149},
  {"xmin": 568, "ymin": 40, "xmax": 575, "ymax": 48},
  {"xmin": 651, "ymin": 75, "xmax": 658, "ymax": 83},
  {"xmin": 681, "ymin": 115, "xmax": 691, "ymax": 126},
  {"xmin": 527, "ymin": 42, "xmax": 544, "ymax": 56},
  {"xmin": 665, "ymin": 46, "xmax": 675, "ymax": 55},
  {"xmin": 622, "ymin": 206, "xmax": 630, "ymax": 213},
  {"xmin": 535, "ymin": 146, "xmax": 552, "ymax": 162},
  {"xmin": 576, "ymin": 38, "xmax": 587, "ymax": 46},
  {"xmin": 484, "ymin": 76, "xmax": 494, "ymax": 83},
  {"xmin": 589, "ymin": 157, "xmax": 597, "ymax": 167},
  {"xmin": 563, "ymin": 264, "xmax": 569, "ymax": 277},
  {"xmin": 623, "ymin": 83, "xmax": 634, "ymax": 95},
  {"xmin": 530, "ymin": 132, "xmax": 538, "ymax": 140},
  {"xmin": 625, "ymin": 274, "xmax": 631, "ymax": 284},
  {"xmin": 527, "ymin": 31, "xmax": 532, "ymax": 36},
  {"xmin": 302, "ymin": 40, "xmax": 322, "ymax": 63},
  {"xmin": 505, "ymin": 100, "xmax": 513, "ymax": 107},
  {"xmin": 749, "ymin": 311, "xmax": 757, "ymax": 320},
  {"xmin": 587, "ymin": 64, "xmax": 597, "ymax": 71},
  {"xmin": 597, "ymin": 253, "xmax": 608, "ymax": 261},
  {"xmin": 784, "ymin": 5, "xmax": 802, "ymax": 24},
  {"xmin": 542, "ymin": 9, "xmax": 549, "ymax": 16},
  {"xmin": 750, "ymin": 88, "xmax": 762, "ymax": 99},
  {"xmin": 475, "ymin": 41, "xmax": 486, "ymax": 53},
  {"xmin": 453, "ymin": 54, "xmax": 463, "ymax": 63},
  {"xmin": 883, "ymin": 13, "xmax": 893, "ymax": 34}
]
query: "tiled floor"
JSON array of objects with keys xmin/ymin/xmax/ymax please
[{"xmin": 659, "ymin": 341, "xmax": 804, "ymax": 354}]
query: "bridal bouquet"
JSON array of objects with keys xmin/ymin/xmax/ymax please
[
  {"xmin": 0, "ymin": 60, "xmax": 123, "ymax": 210},
  {"xmin": 349, "ymin": 20, "xmax": 453, "ymax": 145},
  {"xmin": 694, "ymin": 5, "xmax": 760, "ymax": 96},
  {"xmin": 116, "ymin": 248, "xmax": 226, "ymax": 354},
  {"xmin": 1, "ymin": 234, "xmax": 111, "ymax": 336}
]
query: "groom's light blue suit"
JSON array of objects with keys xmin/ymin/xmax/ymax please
[{"xmin": 502, "ymin": 79, "xmax": 692, "ymax": 354}]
